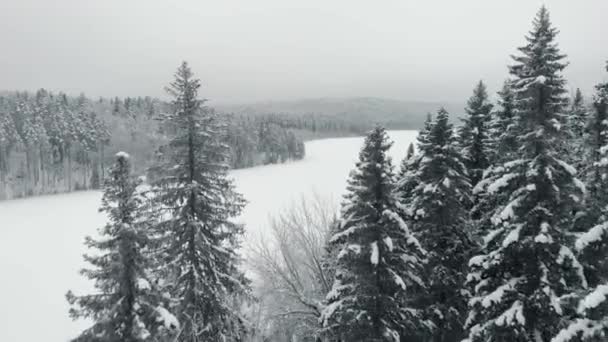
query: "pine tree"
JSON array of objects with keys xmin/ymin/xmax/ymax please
[
  {"xmin": 395, "ymin": 115, "xmax": 432, "ymax": 219},
  {"xmin": 570, "ymin": 89, "xmax": 588, "ymax": 142},
  {"xmin": 113, "ymin": 97, "xmax": 122, "ymax": 116},
  {"xmin": 149, "ymin": 62, "xmax": 249, "ymax": 342},
  {"xmin": 487, "ymin": 79, "xmax": 518, "ymax": 165},
  {"xmin": 66, "ymin": 152, "xmax": 177, "ymax": 342},
  {"xmin": 409, "ymin": 108, "xmax": 474, "ymax": 342},
  {"xmin": 551, "ymin": 285, "xmax": 608, "ymax": 342},
  {"xmin": 320, "ymin": 126, "xmax": 428, "ymax": 341},
  {"xmin": 406, "ymin": 142, "xmax": 415, "ymax": 160},
  {"xmin": 552, "ymin": 62, "xmax": 608, "ymax": 342},
  {"xmin": 465, "ymin": 7, "xmax": 588, "ymax": 342},
  {"xmin": 45, "ymin": 96, "xmax": 69, "ymax": 164},
  {"xmin": 573, "ymin": 64, "xmax": 608, "ymax": 252},
  {"xmin": 0, "ymin": 106, "xmax": 21, "ymax": 178},
  {"xmin": 419, "ymin": 112, "xmax": 433, "ymax": 146},
  {"xmin": 474, "ymin": 80, "xmax": 519, "ymax": 227},
  {"xmin": 17, "ymin": 99, "xmax": 48, "ymax": 193},
  {"xmin": 395, "ymin": 141, "xmax": 418, "ymax": 213},
  {"xmin": 565, "ymin": 88, "xmax": 589, "ymax": 170},
  {"xmin": 397, "ymin": 143, "xmax": 416, "ymax": 177},
  {"xmin": 459, "ymin": 81, "xmax": 494, "ymax": 186}
]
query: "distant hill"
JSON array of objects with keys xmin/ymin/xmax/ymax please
[{"xmin": 217, "ymin": 97, "xmax": 465, "ymax": 130}]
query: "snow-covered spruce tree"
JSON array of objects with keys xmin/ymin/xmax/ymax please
[
  {"xmin": 320, "ymin": 126, "xmax": 428, "ymax": 342},
  {"xmin": 551, "ymin": 63, "xmax": 608, "ymax": 342},
  {"xmin": 398, "ymin": 142, "xmax": 416, "ymax": 178},
  {"xmin": 473, "ymin": 80, "xmax": 519, "ymax": 228},
  {"xmin": 149, "ymin": 62, "xmax": 249, "ymax": 342},
  {"xmin": 560, "ymin": 88, "xmax": 589, "ymax": 172},
  {"xmin": 395, "ymin": 114, "xmax": 433, "ymax": 211},
  {"xmin": 551, "ymin": 285, "xmax": 608, "ymax": 342},
  {"xmin": 574, "ymin": 64, "xmax": 608, "ymax": 287},
  {"xmin": 66, "ymin": 152, "xmax": 178, "ymax": 342},
  {"xmin": 396, "ymin": 141, "xmax": 418, "ymax": 210},
  {"xmin": 464, "ymin": 7, "xmax": 588, "ymax": 342},
  {"xmin": 406, "ymin": 142, "xmax": 415, "ymax": 160},
  {"xmin": 569, "ymin": 89, "xmax": 588, "ymax": 148},
  {"xmin": 487, "ymin": 79, "xmax": 519, "ymax": 165},
  {"xmin": 0, "ymin": 106, "xmax": 21, "ymax": 180},
  {"xmin": 458, "ymin": 81, "xmax": 494, "ymax": 186},
  {"xmin": 409, "ymin": 108, "xmax": 475, "ymax": 342}
]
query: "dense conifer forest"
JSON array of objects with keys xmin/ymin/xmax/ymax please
[
  {"xmin": 3, "ymin": 4, "xmax": 608, "ymax": 342},
  {"xmin": 0, "ymin": 91, "xmax": 382, "ymax": 199}
]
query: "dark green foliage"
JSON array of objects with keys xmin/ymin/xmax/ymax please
[
  {"xmin": 150, "ymin": 62, "xmax": 250, "ymax": 342},
  {"xmin": 570, "ymin": 89, "xmax": 588, "ymax": 142},
  {"xmin": 409, "ymin": 108, "xmax": 475, "ymax": 342},
  {"xmin": 395, "ymin": 141, "xmax": 418, "ymax": 205},
  {"xmin": 458, "ymin": 81, "xmax": 494, "ymax": 186},
  {"xmin": 554, "ymin": 72, "xmax": 608, "ymax": 338},
  {"xmin": 472, "ymin": 80, "xmax": 519, "ymax": 226},
  {"xmin": 395, "ymin": 115, "xmax": 432, "ymax": 219},
  {"xmin": 406, "ymin": 142, "xmax": 415, "ymax": 161},
  {"xmin": 67, "ymin": 153, "xmax": 177, "ymax": 342},
  {"xmin": 321, "ymin": 126, "xmax": 428, "ymax": 341},
  {"xmin": 562, "ymin": 88, "xmax": 590, "ymax": 171},
  {"xmin": 487, "ymin": 80, "xmax": 519, "ymax": 165},
  {"xmin": 465, "ymin": 7, "xmax": 587, "ymax": 341}
]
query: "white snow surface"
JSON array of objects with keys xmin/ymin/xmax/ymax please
[
  {"xmin": 371, "ymin": 241, "xmax": 380, "ymax": 265},
  {"xmin": 502, "ymin": 225, "xmax": 522, "ymax": 248},
  {"xmin": 579, "ymin": 284, "xmax": 608, "ymax": 313},
  {"xmin": 137, "ymin": 278, "xmax": 151, "ymax": 291},
  {"xmin": 576, "ymin": 222, "xmax": 608, "ymax": 251},
  {"xmin": 383, "ymin": 236, "xmax": 394, "ymax": 252},
  {"xmin": 552, "ymin": 318, "xmax": 599, "ymax": 342},
  {"xmin": 0, "ymin": 130, "xmax": 418, "ymax": 342},
  {"xmin": 495, "ymin": 300, "xmax": 525, "ymax": 327},
  {"xmin": 115, "ymin": 151, "xmax": 130, "ymax": 159},
  {"xmin": 155, "ymin": 306, "xmax": 179, "ymax": 330}
]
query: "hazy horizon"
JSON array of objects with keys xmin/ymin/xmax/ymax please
[{"xmin": 2, "ymin": 0, "xmax": 607, "ymax": 104}]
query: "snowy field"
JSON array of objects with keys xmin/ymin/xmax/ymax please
[{"xmin": 0, "ymin": 130, "xmax": 417, "ymax": 342}]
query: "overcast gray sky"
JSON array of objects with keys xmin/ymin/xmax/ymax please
[{"xmin": 1, "ymin": 0, "xmax": 607, "ymax": 104}]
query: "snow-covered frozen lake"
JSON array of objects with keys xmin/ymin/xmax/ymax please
[{"xmin": 0, "ymin": 130, "xmax": 417, "ymax": 342}]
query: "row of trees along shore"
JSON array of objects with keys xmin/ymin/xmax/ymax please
[
  {"xmin": 1, "ymin": 88, "xmax": 384, "ymax": 199},
  {"xmin": 67, "ymin": 6, "xmax": 608, "ymax": 342}
]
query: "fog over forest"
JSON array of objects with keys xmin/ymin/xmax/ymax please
[{"xmin": 1, "ymin": 0, "xmax": 607, "ymax": 103}]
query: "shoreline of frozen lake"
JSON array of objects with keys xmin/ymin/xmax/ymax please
[{"xmin": 0, "ymin": 130, "xmax": 418, "ymax": 342}]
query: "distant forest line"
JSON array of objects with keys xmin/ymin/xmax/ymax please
[{"xmin": 0, "ymin": 91, "xmax": 431, "ymax": 200}]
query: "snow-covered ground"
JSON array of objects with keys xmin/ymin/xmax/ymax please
[{"xmin": 0, "ymin": 130, "xmax": 417, "ymax": 342}]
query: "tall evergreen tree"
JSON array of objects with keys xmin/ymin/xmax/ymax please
[
  {"xmin": 395, "ymin": 120, "xmax": 431, "ymax": 219},
  {"xmin": 570, "ymin": 89, "xmax": 588, "ymax": 142},
  {"xmin": 465, "ymin": 7, "xmax": 588, "ymax": 342},
  {"xmin": 487, "ymin": 80, "xmax": 519, "ymax": 164},
  {"xmin": 397, "ymin": 143, "xmax": 416, "ymax": 184},
  {"xmin": 320, "ymin": 126, "xmax": 428, "ymax": 341},
  {"xmin": 565, "ymin": 88, "xmax": 589, "ymax": 170},
  {"xmin": 406, "ymin": 142, "xmax": 415, "ymax": 160},
  {"xmin": 397, "ymin": 142, "xmax": 416, "ymax": 177},
  {"xmin": 473, "ymin": 80, "xmax": 519, "ymax": 232},
  {"xmin": 553, "ymin": 62, "xmax": 608, "ymax": 342},
  {"xmin": 149, "ymin": 62, "xmax": 249, "ymax": 342},
  {"xmin": 459, "ymin": 81, "xmax": 494, "ymax": 186},
  {"xmin": 573, "ymin": 64, "xmax": 608, "ymax": 247},
  {"xmin": 409, "ymin": 108, "xmax": 474, "ymax": 342},
  {"xmin": 66, "ymin": 152, "xmax": 177, "ymax": 342},
  {"xmin": 0, "ymin": 106, "xmax": 21, "ymax": 178}
]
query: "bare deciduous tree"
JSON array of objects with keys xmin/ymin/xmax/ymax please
[{"xmin": 247, "ymin": 195, "xmax": 337, "ymax": 342}]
